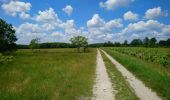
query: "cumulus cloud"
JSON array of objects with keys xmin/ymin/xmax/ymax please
[
  {"xmin": 87, "ymin": 14, "xmax": 123, "ymax": 42},
  {"xmin": 19, "ymin": 12, "xmax": 30, "ymax": 19},
  {"xmin": 62, "ymin": 5, "xmax": 73, "ymax": 16},
  {"xmin": 144, "ymin": 7, "xmax": 168, "ymax": 19},
  {"xmin": 1, "ymin": 1, "xmax": 31, "ymax": 17},
  {"xmin": 99, "ymin": 0, "xmax": 134, "ymax": 10},
  {"xmin": 124, "ymin": 11, "xmax": 138, "ymax": 21}
]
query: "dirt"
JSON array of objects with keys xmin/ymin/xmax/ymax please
[
  {"xmin": 101, "ymin": 49, "xmax": 162, "ymax": 100},
  {"xmin": 92, "ymin": 49, "xmax": 115, "ymax": 100}
]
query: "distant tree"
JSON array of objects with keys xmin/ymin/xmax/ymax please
[
  {"xmin": 70, "ymin": 36, "xmax": 88, "ymax": 52},
  {"xmin": 0, "ymin": 18, "xmax": 17, "ymax": 53},
  {"xmin": 167, "ymin": 38, "xmax": 170, "ymax": 47},
  {"xmin": 159, "ymin": 40, "xmax": 167, "ymax": 47},
  {"xmin": 115, "ymin": 42, "xmax": 121, "ymax": 47},
  {"xmin": 123, "ymin": 40, "xmax": 128, "ymax": 46},
  {"xmin": 143, "ymin": 37, "xmax": 150, "ymax": 47},
  {"xmin": 29, "ymin": 38, "xmax": 40, "ymax": 51},
  {"xmin": 149, "ymin": 37, "xmax": 157, "ymax": 47},
  {"xmin": 130, "ymin": 39, "xmax": 143, "ymax": 46}
]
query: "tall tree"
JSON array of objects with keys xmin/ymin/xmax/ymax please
[
  {"xmin": 130, "ymin": 39, "xmax": 143, "ymax": 46},
  {"xmin": 29, "ymin": 38, "xmax": 40, "ymax": 51},
  {"xmin": 0, "ymin": 18, "xmax": 17, "ymax": 53},
  {"xmin": 150, "ymin": 37, "xmax": 157, "ymax": 47},
  {"xmin": 70, "ymin": 36, "xmax": 88, "ymax": 52},
  {"xmin": 143, "ymin": 37, "xmax": 150, "ymax": 47},
  {"xmin": 123, "ymin": 40, "xmax": 128, "ymax": 46}
]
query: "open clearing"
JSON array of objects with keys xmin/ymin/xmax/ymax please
[{"xmin": 0, "ymin": 49, "xmax": 96, "ymax": 100}]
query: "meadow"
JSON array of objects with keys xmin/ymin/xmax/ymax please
[
  {"xmin": 0, "ymin": 49, "xmax": 96, "ymax": 100},
  {"xmin": 102, "ymin": 47, "xmax": 170, "ymax": 99}
]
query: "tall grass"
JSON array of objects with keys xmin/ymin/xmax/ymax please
[
  {"xmin": 103, "ymin": 47, "xmax": 170, "ymax": 100},
  {"xmin": 0, "ymin": 48, "xmax": 96, "ymax": 100}
]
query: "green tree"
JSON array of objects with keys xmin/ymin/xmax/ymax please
[
  {"xmin": 0, "ymin": 18, "xmax": 17, "ymax": 53},
  {"xmin": 143, "ymin": 37, "xmax": 150, "ymax": 47},
  {"xmin": 149, "ymin": 37, "xmax": 157, "ymax": 47},
  {"xmin": 130, "ymin": 39, "xmax": 143, "ymax": 46},
  {"xmin": 123, "ymin": 40, "xmax": 128, "ymax": 46},
  {"xmin": 70, "ymin": 36, "xmax": 88, "ymax": 52},
  {"xmin": 29, "ymin": 38, "xmax": 40, "ymax": 51}
]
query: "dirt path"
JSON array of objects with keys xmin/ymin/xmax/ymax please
[
  {"xmin": 101, "ymin": 49, "xmax": 162, "ymax": 100},
  {"xmin": 92, "ymin": 49, "xmax": 115, "ymax": 100}
]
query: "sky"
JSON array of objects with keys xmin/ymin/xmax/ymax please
[{"xmin": 0, "ymin": 0, "xmax": 170, "ymax": 44}]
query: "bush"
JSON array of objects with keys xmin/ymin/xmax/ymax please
[{"xmin": 0, "ymin": 53, "xmax": 13, "ymax": 64}]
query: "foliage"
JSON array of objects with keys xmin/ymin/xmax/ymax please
[
  {"xmin": 0, "ymin": 53, "xmax": 13, "ymax": 64},
  {"xmin": 108, "ymin": 47, "xmax": 170, "ymax": 68},
  {"xmin": 0, "ymin": 49, "xmax": 96, "ymax": 99},
  {"xmin": 70, "ymin": 36, "xmax": 88, "ymax": 52},
  {"xmin": 103, "ymin": 47, "xmax": 170, "ymax": 99},
  {"xmin": 29, "ymin": 38, "xmax": 40, "ymax": 51},
  {"xmin": 0, "ymin": 18, "xmax": 17, "ymax": 53}
]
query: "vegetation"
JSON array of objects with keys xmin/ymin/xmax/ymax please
[
  {"xmin": 0, "ymin": 18, "xmax": 17, "ymax": 53},
  {"xmin": 101, "ymin": 51, "xmax": 138, "ymax": 100},
  {"xmin": 89, "ymin": 37, "xmax": 170, "ymax": 48},
  {"xmin": 109, "ymin": 47, "xmax": 170, "ymax": 67},
  {"xmin": 29, "ymin": 38, "xmax": 40, "ymax": 51},
  {"xmin": 70, "ymin": 36, "xmax": 88, "ymax": 52},
  {"xmin": 0, "ymin": 53, "xmax": 13, "ymax": 64},
  {"xmin": 103, "ymin": 47, "xmax": 170, "ymax": 99},
  {"xmin": 0, "ymin": 48, "xmax": 96, "ymax": 100}
]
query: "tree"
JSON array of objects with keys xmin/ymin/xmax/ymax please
[
  {"xmin": 70, "ymin": 36, "xmax": 88, "ymax": 52},
  {"xmin": 123, "ymin": 40, "xmax": 128, "ymax": 46},
  {"xmin": 130, "ymin": 39, "xmax": 142, "ymax": 46},
  {"xmin": 149, "ymin": 37, "xmax": 157, "ymax": 47},
  {"xmin": 0, "ymin": 18, "xmax": 17, "ymax": 53},
  {"xmin": 167, "ymin": 38, "xmax": 170, "ymax": 47},
  {"xmin": 143, "ymin": 37, "xmax": 150, "ymax": 47},
  {"xmin": 29, "ymin": 38, "xmax": 40, "ymax": 51}
]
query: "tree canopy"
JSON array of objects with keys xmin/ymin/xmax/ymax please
[
  {"xmin": 70, "ymin": 36, "xmax": 88, "ymax": 52},
  {"xmin": 0, "ymin": 18, "xmax": 17, "ymax": 53}
]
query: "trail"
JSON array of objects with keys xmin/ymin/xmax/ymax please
[
  {"xmin": 92, "ymin": 49, "xmax": 115, "ymax": 100},
  {"xmin": 101, "ymin": 49, "xmax": 162, "ymax": 100}
]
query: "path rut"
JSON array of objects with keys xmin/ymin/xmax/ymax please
[
  {"xmin": 92, "ymin": 49, "xmax": 115, "ymax": 100},
  {"xmin": 101, "ymin": 49, "xmax": 161, "ymax": 100}
]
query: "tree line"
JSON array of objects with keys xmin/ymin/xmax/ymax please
[
  {"xmin": 89, "ymin": 37, "xmax": 170, "ymax": 48},
  {"xmin": 0, "ymin": 18, "xmax": 170, "ymax": 54}
]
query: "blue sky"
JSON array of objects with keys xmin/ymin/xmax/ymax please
[{"xmin": 0, "ymin": 0, "xmax": 170, "ymax": 44}]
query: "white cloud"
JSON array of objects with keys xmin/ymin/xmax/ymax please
[
  {"xmin": 51, "ymin": 31, "xmax": 63, "ymax": 37},
  {"xmin": 35, "ymin": 8, "xmax": 58, "ymax": 22},
  {"xmin": 144, "ymin": 7, "xmax": 168, "ymax": 19},
  {"xmin": 124, "ymin": 11, "xmax": 138, "ymax": 21},
  {"xmin": 100, "ymin": 0, "xmax": 134, "ymax": 10},
  {"xmin": 87, "ymin": 14, "xmax": 105, "ymax": 28},
  {"xmin": 62, "ymin": 5, "xmax": 73, "ymax": 16},
  {"xmin": 1, "ymin": 1, "xmax": 31, "ymax": 17},
  {"xmin": 19, "ymin": 12, "xmax": 30, "ymax": 19}
]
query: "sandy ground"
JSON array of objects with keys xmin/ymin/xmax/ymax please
[
  {"xmin": 92, "ymin": 49, "xmax": 115, "ymax": 100},
  {"xmin": 101, "ymin": 49, "xmax": 162, "ymax": 100}
]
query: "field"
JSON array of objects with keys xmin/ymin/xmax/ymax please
[
  {"xmin": 0, "ymin": 49, "xmax": 96, "ymax": 100},
  {"xmin": 102, "ymin": 47, "xmax": 170, "ymax": 99}
]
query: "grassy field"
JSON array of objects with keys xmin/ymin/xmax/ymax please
[
  {"xmin": 101, "ymin": 51, "xmax": 139, "ymax": 100},
  {"xmin": 0, "ymin": 48, "xmax": 96, "ymax": 100},
  {"xmin": 102, "ymin": 47, "xmax": 170, "ymax": 99}
]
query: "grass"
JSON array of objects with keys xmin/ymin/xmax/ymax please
[
  {"xmin": 101, "ymin": 50, "xmax": 139, "ymax": 100},
  {"xmin": 103, "ymin": 47, "xmax": 170, "ymax": 100},
  {"xmin": 0, "ymin": 48, "xmax": 96, "ymax": 100}
]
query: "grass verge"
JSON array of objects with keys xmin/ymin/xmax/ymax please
[
  {"xmin": 101, "ymin": 50, "xmax": 139, "ymax": 100},
  {"xmin": 0, "ymin": 48, "xmax": 96, "ymax": 100},
  {"xmin": 103, "ymin": 48, "xmax": 170, "ymax": 100}
]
